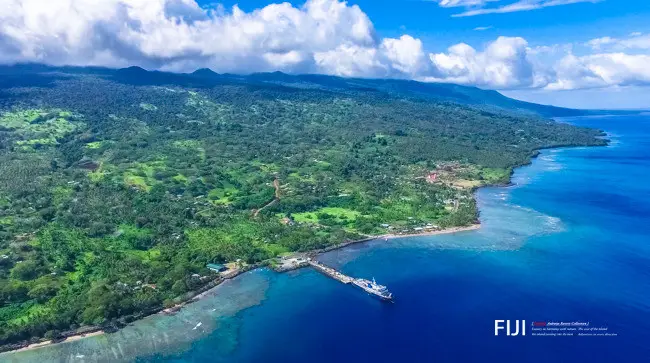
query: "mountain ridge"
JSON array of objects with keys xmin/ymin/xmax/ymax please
[{"xmin": 0, "ymin": 63, "xmax": 633, "ymax": 118}]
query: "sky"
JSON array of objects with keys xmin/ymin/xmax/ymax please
[{"xmin": 1, "ymin": 0, "xmax": 650, "ymax": 109}]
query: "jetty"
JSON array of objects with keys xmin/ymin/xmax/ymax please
[
  {"xmin": 308, "ymin": 260, "xmax": 354, "ymax": 284},
  {"xmin": 308, "ymin": 260, "xmax": 393, "ymax": 301},
  {"xmin": 271, "ymin": 255, "xmax": 393, "ymax": 301}
]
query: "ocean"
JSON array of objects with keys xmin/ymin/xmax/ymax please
[{"xmin": 4, "ymin": 114, "xmax": 650, "ymax": 363}]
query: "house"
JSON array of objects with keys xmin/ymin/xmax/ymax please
[
  {"xmin": 426, "ymin": 172, "xmax": 438, "ymax": 183},
  {"xmin": 281, "ymin": 217, "xmax": 295, "ymax": 226},
  {"xmin": 206, "ymin": 263, "xmax": 227, "ymax": 272}
]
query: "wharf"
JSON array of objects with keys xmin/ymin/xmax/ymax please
[
  {"xmin": 272, "ymin": 255, "xmax": 310, "ymax": 272},
  {"xmin": 307, "ymin": 261, "xmax": 392, "ymax": 300},
  {"xmin": 308, "ymin": 260, "xmax": 353, "ymax": 284}
]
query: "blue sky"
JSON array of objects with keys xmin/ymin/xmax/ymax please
[
  {"xmin": 204, "ymin": 0, "xmax": 650, "ymax": 108},
  {"xmin": 211, "ymin": 0, "xmax": 650, "ymax": 51},
  {"xmin": 2, "ymin": 0, "xmax": 650, "ymax": 109}
]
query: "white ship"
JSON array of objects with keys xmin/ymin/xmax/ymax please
[{"xmin": 352, "ymin": 277, "xmax": 393, "ymax": 301}]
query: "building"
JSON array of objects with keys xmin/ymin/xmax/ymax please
[{"xmin": 206, "ymin": 263, "xmax": 227, "ymax": 272}]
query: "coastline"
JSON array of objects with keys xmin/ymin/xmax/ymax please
[
  {"xmin": 7, "ymin": 331, "xmax": 105, "ymax": 354},
  {"xmin": 0, "ymin": 263, "xmax": 260, "ymax": 355},
  {"xmin": 4, "ymin": 138, "xmax": 608, "ymax": 356},
  {"xmin": 2, "ymin": 133, "xmax": 606, "ymax": 356},
  {"xmin": 1, "ymin": 223, "xmax": 482, "ymax": 355},
  {"xmin": 383, "ymin": 224, "xmax": 481, "ymax": 240},
  {"xmin": 301, "ymin": 224, "xmax": 482, "ymax": 258}
]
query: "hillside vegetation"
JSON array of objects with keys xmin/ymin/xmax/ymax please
[{"xmin": 0, "ymin": 65, "xmax": 606, "ymax": 345}]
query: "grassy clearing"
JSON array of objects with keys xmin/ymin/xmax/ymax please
[
  {"xmin": 85, "ymin": 141, "xmax": 104, "ymax": 149},
  {"xmin": 287, "ymin": 171, "xmax": 315, "ymax": 183},
  {"xmin": 121, "ymin": 160, "xmax": 166, "ymax": 191},
  {"xmin": 0, "ymin": 109, "xmax": 43, "ymax": 128},
  {"xmin": 208, "ymin": 182, "xmax": 239, "ymax": 205},
  {"xmin": 172, "ymin": 174, "xmax": 188, "ymax": 184},
  {"xmin": 453, "ymin": 179, "xmax": 483, "ymax": 189},
  {"xmin": 0, "ymin": 109, "xmax": 82, "ymax": 152},
  {"xmin": 292, "ymin": 207, "xmax": 361, "ymax": 224},
  {"xmin": 480, "ymin": 167, "xmax": 510, "ymax": 184},
  {"xmin": 124, "ymin": 174, "xmax": 150, "ymax": 191},
  {"xmin": 262, "ymin": 243, "xmax": 290, "ymax": 257},
  {"xmin": 251, "ymin": 161, "xmax": 280, "ymax": 173},
  {"xmin": 172, "ymin": 139, "xmax": 206, "ymax": 161},
  {"xmin": 89, "ymin": 169, "xmax": 108, "ymax": 183}
]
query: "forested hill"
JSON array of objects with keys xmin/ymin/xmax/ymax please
[
  {"xmin": 0, "ymin": 64, "xmax": 606, "ymax": 347},
  {"xmin": 0, "ymin": 64, "xmax": 602, "ymax": 117}
]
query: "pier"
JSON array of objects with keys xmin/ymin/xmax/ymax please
[
  {"xmin": 308, "ymin": 260, "xmax": 392, "ymax": 300},
  {"xmin": 308, "ymin": 260, "xmax": 354, "ymax": 284}
]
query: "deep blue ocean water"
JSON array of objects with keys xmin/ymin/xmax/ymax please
[{"xmin": 5, "ymin": 114, "xmax": 650, "ymax": 363}]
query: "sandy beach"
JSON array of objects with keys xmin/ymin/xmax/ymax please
[
  {"xmin": 383, "ymin": 224, "xmax": 481, "ymax": 240},
  {"xmin": 9, "ymin": 330, "xmax": 104, "ymax": 353}
]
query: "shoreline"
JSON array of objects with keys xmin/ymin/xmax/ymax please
[
  {"xmin": 304, "ymin": 224, "xmax": 481, "ymax": 258},
  {"xmin": 7, "ymin": 331, "xmax": 105, "ymax": 354},
  {"xmin": 3, "ymin": 139, "xmax": 604, "ymax": 355},
  {"xmin": 382, "ymin": 224, "xmax": 481, "ymax": 240},
  {"xmin": 1, "ymin": 223, "xmax": 482, "ymax": 355},
  {"xmin": 0, "ymin": 263, "xmax": 260, "ymax": 355}
]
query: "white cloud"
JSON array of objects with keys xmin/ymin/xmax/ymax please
[
  {"xmin": 381, "ymin": 35, "xmax": 430, "ymax": 76},
  {"xmin": 427, "ymin": 36, "xmax": 545, "ymax": 89},
  {"xmin": 586, "ymin": 33, "xmax": 650, "ymax": 51},
  {"xmin": 549, "ymin": 53, "xmax": 650, "ymax": 90},
  {"xmin": 621, "ymin": 35, "xmax": 650, "ymax": 50},
  {"xmin": 435, "ymin": 0, "xmax": 494, "ymax": 7},
  {"xmin": 1, "ymin": 0, "xmax": 650, "ymax": 95},
  {"xmin": 0, "ymin": 0, "xmax": 378, "ymax": 73},
  {"xmin": 448, "ymin": 0, "xmax": 600, "ymax": 17},
  {"xmin": 527, "ymin": 44, "xmax": 571, "ymax": 56},
  {"xmin": 473, "ymin": 26, "xmax": 493, "ymax": 31},
  {"xmin": 314, "ymin": 44, "xmax": 386, "ymax": 77},
  {"xmin": 263, "ymin": 50, "xmax": 308, "ymax": 69},
  {"xmin": 586, "ymin": 37, "xmax": 617, "ymax": 50},
  {"xmin": 313, "ymin": 35, "xmax": 430, "ymax": 77},
  {"xmin": 424, "ymin": 34, "xmax": 650, "ymax": 92}
]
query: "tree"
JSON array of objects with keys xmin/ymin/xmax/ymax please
[
  {"xmin": 10, "ymin": 260, "xmax": 41, "ymax": 281},
  {"xmin": 28, "ymin": 283, "xmax": 59, "ymax": 303}
]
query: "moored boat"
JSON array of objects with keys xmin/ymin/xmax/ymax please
[{"xmin": 352, "ymin": 277, "xmax": 393, "ymax": 301}]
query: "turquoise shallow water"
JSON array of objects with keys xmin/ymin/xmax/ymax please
[{"xmin": 4, "ymin": 114, "xmax": 650, "ymax": 362}]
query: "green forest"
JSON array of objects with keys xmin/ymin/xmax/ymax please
[{"xmin": 0, "ymin": 65, "xmax": 606, "ymax": 346}]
